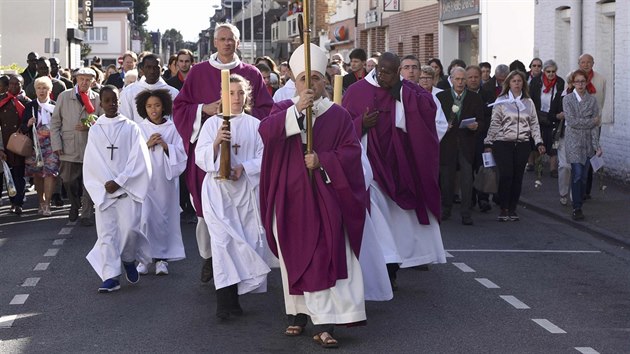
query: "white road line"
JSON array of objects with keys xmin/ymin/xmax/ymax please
[
  {"xmin": 9, "ymin": 295, "xmax": 29, "ymax": 305},
  {"xmin": 446, "ymin": 249, "xmax": 601, "ymax": 254},
  {"xmin": 44, "ymin": 248, "xmax": 59, "ymax": 257},
  {"xmin": 475, "ymin": 278, "xmax": 500, "ymax": 288},
  {"xmin": 500, "ymin": 295, "xmax": 530, "ymax": 309},
  {"xmin": 575, "ymin": 347, "xmax": 600, "ymax": 354},
  {"xmin": 52, "ymin": 239, "xmax": 65, "ymax": 246},
  {"xmin": 21, "ymin": 278, "xmax": 40, "ymax": 287},
  {"xmin": 58, "ymin": 228, "xmax": 72, "ymax": 235},
  {"xmin": 445, "ymin": 251, "xmax": 454, "ymax": 258},
  {"xmin": 0, "ymin": 238, "xmax": 6, "ymax": 248},
  {"xmin": 532, "ymin": 319, "xmax": 566, "ymax": 334},
  {"xmin": 452, "ymin": 262, "xmax": 476, "ymax": 272},
  {"xmin": 33, "ymin": 263, "xmax": 50, "ymax": 271},
  {"xmin": 0, "ymin": 315, "xmax": 17, "ymax": 328}
]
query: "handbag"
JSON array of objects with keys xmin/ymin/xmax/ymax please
[
  {"xmin": 474, "ymin": 165, "xmax": 498, "ymax": 194},
  {"xmin": 6, "ymin": 131, "xmax": 33, "ymax": 157}
]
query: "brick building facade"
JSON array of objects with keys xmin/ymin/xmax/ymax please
[
  {"xmin": 387, "ymin": 4, "xmax": 439, "ymax": 63},
  {"xmin": 534, "ymin": 0, "xmax": 629, "ymax": 181}
]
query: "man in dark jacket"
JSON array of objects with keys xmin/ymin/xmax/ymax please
[
  {"xmin": 437, "ymin": 67, "xmax": 484, "ymax": 225},
  {"xmin": 342, "ymin": 48, "xmax": 367, "ymax": 90}
]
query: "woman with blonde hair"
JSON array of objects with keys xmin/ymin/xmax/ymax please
[
  {"xmin": 484, "ymin": 70, "xmax": 545, "ymax": 221},
  {"xmin": 21, "ymin": 76, "xmax": 60, "ymax": 216}
]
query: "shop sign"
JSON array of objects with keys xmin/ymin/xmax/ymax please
[
  {"xmin": 440, "ymin": 0, "xmax": 479, "ymax": 21},
  {"xmin": 384, "ymin": 0, "xmax": 400, "ymax": 12},
  {"xmin": 365, "ymin": 10, "xmax": 381, "ymax": 29}
]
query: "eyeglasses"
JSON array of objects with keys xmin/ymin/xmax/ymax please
[
  {"xmin": 545, "ymin": 70, "xmax": 556, "ymax": 74},
  {"xmin": 531, "ymin": 64, "xmax": 542, "ymax": 67},
  {"xmin": 573, "ymin": 80, "xmax": 587, "ymax": 84}
]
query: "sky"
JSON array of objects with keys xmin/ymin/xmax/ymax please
[{"xmin": 145, "ymin": 0, "xmax": 221, "ymax": 42}]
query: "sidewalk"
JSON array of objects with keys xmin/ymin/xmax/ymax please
[{"xmin": 519, "ymin": 167, "xmax": 630, "ymax": 246}]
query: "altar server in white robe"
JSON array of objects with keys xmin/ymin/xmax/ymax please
[
  {"xmin": 195, "ymin": 74, "xmax": 271, "ymax": 320},
  {"xmin": 120, "ymin": 54, "xmax": 179, "ymax": 124},
  {"xmin": 84, "ymin": 85, "xmax": 152, "ymax": 293},
  {"xmin": 135, "ymin": 89, "xmax": 187, "ymax": 276}
]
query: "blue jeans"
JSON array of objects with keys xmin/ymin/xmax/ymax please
[{"xmin": 571, "ymin": 159, "xmax": 590, "ymax": 210}]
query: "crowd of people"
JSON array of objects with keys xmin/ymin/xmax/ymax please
[{"xmin": 0, "ymin": 21, "xmax": 607, "ymax": 348}]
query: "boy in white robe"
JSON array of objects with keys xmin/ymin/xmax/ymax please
[
  {"xmin": 195, "ymin": 74, "xmax": 271, "ymax": 320},
  {"xmin": 84, "ymin": 85, "xmax": 152, "ymax": 293},
  {"xmin": 135, "ymin": 89, "xmax": 187, "ymax": 275}
]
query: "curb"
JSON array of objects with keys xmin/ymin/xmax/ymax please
[{"xmin": 519, "ymin": 196, "xmax": 629, "ymax": 249}]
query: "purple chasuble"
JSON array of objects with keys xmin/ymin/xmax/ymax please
[
  {"xmin": 259, "ymin": 100, "xmax": 367, "ymax": 295},
  {"xmin": 173, "ymin": 61, "xmax": 273, "ymax": 216},
  {"xmin": 342, "ymin": 79, "xmax": 441, "ymax": 224}
]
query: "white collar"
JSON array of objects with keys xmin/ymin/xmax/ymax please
[
  {"xmin": 209, "ymin": 53, "xmax": 241, "ymax": 70},
  {"xmin": 290, "ymin": 96, "xmax": 334, "ymax": 118},
  {"xmin": 488, "ymin": 90, "xmax": 527, "ymax": 112},
  {"xmin": 573, "ymin": 90, "xmax": 583, "ymax": 102}
]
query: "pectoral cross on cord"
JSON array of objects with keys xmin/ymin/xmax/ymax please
[
  {"xmin": 232, "ymin": 143, "xmax": 241, "ymax": 155},
  {"xmin": 99, "ymin": 124, "xmax": 124, "ymax": 161},
  {"xmin": 107, "ymin": 144, "xmax": 118, "ymax": 160}
]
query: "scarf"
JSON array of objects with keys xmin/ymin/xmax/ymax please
[
  {"xmin": 586, "ymin": 70, "xmax": 596, "ymax": 94},
  {"xmin": 0, "ymin": 92, "xmax": 25, "ymax": 117},
  {"xmin": 177, "ymin": 71, "xmax": 185, "ymax": 83},
  {"xmin": 75, "ymin": 86, "xmax": 95, "ymax": 114},
  {"xmin": 37, "ymin": 99, "xmax": 55, "ymax": 126},
  {"xmin": 542, "ymin": 75, "xmax": 557, "ymax": 94},
  {"xmin": 488, "ymin": 90, "xmax": 527, "ymax": 112}
]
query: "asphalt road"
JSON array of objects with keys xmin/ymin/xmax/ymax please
[{"xmin": 1, "ymin": 195, "xmax": 629, "ymax": 353}]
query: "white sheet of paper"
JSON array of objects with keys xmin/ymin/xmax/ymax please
[
  {"xmin": 482, "ymin": 152, "xmax": 496, "ymax": 167},
  {"xmin": 459, "ymin": 117, "xmax": 476, "ymax": 128},
  {"xmin": 590, "ymin": 155, "xmax": 604, "ymax": 172}
]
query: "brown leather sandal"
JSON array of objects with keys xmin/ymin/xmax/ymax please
[{"xmin": 313, "ymin": 331, "xmax": 338, "ymax": 348}]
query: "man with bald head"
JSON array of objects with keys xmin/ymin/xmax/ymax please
[{"xmin": 343, "ymin": 52, "xmax": 445, "ymax": 289}]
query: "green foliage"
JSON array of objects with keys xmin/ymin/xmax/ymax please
[
  {"xmin": 81, "ymin": 43, "xmax": 92, "ymax": 59},
  {"xmin": 0, "ymin": 63, "xmax": 24, "ymax": 72},
  {"xmin": 134, "ymin": 0, "xmax": 150, "ymax": 28}
]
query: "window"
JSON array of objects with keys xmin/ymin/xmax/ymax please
[{"xmin": 86, "ymin": 27, "xmax": 108, "ymax": 43}]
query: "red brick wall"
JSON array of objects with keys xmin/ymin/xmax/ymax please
[{"xmin": 387, "ymin": 3, "xmax": 439, "ymax": 63}]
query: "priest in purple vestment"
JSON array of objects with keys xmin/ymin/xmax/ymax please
[
  {"xmin": 259, "ymin": 43, "xmax": 367, "ymax": 348},
  {"xmin": 172, "ymin": 22, "xmax": 273, "ymax": 283},
  {"xmin": 342, "ymin": 52, "xmax": 446, "ymax": 289}
]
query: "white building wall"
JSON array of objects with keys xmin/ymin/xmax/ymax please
[
  {"xmin": 482, "ymin": 0, "xmax": 535, "ymax": 67},
  {"xmin": 535, "ymin": 0, "xmax": 630, "ymax": 181}
]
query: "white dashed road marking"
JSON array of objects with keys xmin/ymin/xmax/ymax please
[
  {"xmin": 475, "ymin": 278, "xmax": 500, "ymax": 289},
  {"xmin": 33, "ymin": 263, "xmax": 50, "ymax": 271},
  {"xmin": 58, "ymin": 228, "xmax": 72, "ymax": 235},
  {"xmin": 52, "ymin": 239, "xmax": 65, "ymax": 246},
  {"xmin": 452, "ymin": 262, "xmax": 476, "ymax": 272},
  {"xmin": 575, "ymin": 347, "xmax": 600, "ymax": 354},
  {"xmin": 9, "ymin": 294, "xmax": 29, "ymax": 305},
  {"xmin": 44, "ymin": 248, "xmax": 59, "ymax": 257},
  {"xmin": 0, "ymin": 238, "xmax": 6, "ymax": 248},
  {"xmin": 500, "ymin": 295, "xmax": 530, "ymax": 309},
  {"xmin": 532, "ymin": 319, "xmax": 567, "ymax": 334},
  {"xmin": 0, "ymin": 315, "xmax": 17, "ymax": 328},
  {"xmin": 21, "ymin": 278, "xmax": 40, "ymax": 287}
]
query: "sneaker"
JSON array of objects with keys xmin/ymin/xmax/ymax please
[
  {"xmin": 572, "ymin": 209, "xmax": 585, "ymax": 221},
  {"xmin": 155, "ymin": 261, "xmax": 169, "ymax": 275},
  {"xmin": 136, "ymin": 263, "xmax": 149, "ymax": 275},
  {"xmin": 98, "ymin": 278, "xmax": 121, "ymax": 293},
  {"xmin": 560, "ymin": 196, "xmax": 568, "ymax": 206},
  {"xmin": 497, "ymin": 209, "xmax": 509, "ymax": 222},
  {"xmin": 123, "ymin": 261, "xmax": 140, "ymax": 284},
  {"xmin": 508, "ymin": 211, "xmax": 520, "ymax": 221}
]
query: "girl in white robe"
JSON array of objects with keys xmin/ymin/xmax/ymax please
[
  {"xmin": 195, "ymin": 74, "xmax": 271, "ymax": 320},
  {"xmin": 135, "ymin": 89, "xmax": 187, "ymax": 275}
]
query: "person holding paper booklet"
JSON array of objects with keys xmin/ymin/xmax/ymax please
[
  {"xmin": 484, "ymin": 70, "xmax": 545, "ymax": 222},
  {"xmin": 436, "ymin": 67, "xmax": 484, "ymax": 225},
  {"xmin": 561, "ymin": 69, "xmax": 602, "ymax": 221}
]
